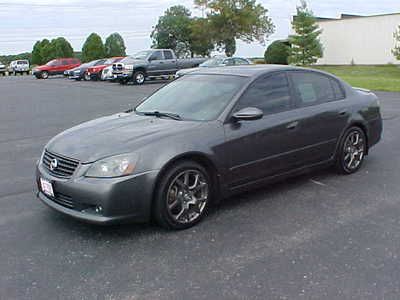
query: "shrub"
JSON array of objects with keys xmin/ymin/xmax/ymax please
[{"xmin": 264, "ymin": 40, "xmax": 290, "ymax": 65}]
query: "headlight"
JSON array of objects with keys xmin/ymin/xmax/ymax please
[{"xmin": 85, "ymin": 153, "xmax": 138, "ymax": 178}]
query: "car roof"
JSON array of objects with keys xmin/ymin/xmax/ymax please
[{"xmin": 188, "ymin": 65, "xmax": 330, "ymax": 78}]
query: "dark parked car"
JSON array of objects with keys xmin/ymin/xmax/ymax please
[
  {"xmin": 36, "ymin": 65, "xmax": 382, "ymax": 229},
  {"xmin": 33, "ymin": 58, "xmax": 81, "ymax": 79},
  {"xmin": 65, "ymin": 59, "xmax": 106, "ymax": 81}
]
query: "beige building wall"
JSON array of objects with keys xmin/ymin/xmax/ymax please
[{"xmin": 316, "ymin": 13, "xmax": 400, "ymax": 65}]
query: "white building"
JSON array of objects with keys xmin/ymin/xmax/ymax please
[{"xmin": 315, "ymin": 13, "xmax": 400, "ymax": 65}]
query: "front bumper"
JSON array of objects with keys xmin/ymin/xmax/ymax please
[{"xmin": 36, "ymin": 162, "xmax": 159, "ymax": 225}]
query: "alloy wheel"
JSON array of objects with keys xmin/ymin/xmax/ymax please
[
  {"xmin": 343, "ymin": 130, "xmax": 365, "ymax": 171},
  {"xmin": 166, "ymin": 170, "xmax": 209, "ymax": 224}
]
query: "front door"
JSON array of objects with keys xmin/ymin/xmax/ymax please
[
  {"xmin": 148, "ymin": 50, "xmax": 166, "ymax": 76},
  {"xmin": 223, "ymin": 72, "xmax": 301, "ymax": 189}
]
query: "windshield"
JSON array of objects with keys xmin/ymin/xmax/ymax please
[
  {"xmin": 46, "ymin": 60, "xmax": 58, "ymax": 66},
  {"xmin": 132, "ymin": 51, "xmax": 152, "ymax": 60},
  {"xmin": 135, "ymin": 75, "xmax": 248, "ymax": 121},
  {"xmin": 104, "ymin": 57, "xmax": 122, "ymax": 65},
  {"xmin": 200, "ymin": 57, "xmax": 226, "ymax": 67}
]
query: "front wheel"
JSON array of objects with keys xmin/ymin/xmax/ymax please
[
  {"xmin": 41, "ymin": 71, "xmax": 49, "ymax": 79},
  {"xmin": 153, "ymin": 161, "xmax": 212, "ymax": 230},
  {"xmin": 335, "ymin": 127, "xmax": 367, "ymax": 174},
  {"xmin": 84, "ymin": 72, "xmax": 91, "ymax": 81},
  {"xmin": 132, "ymin": 71, "xmax": 145, "ymax": 85}
]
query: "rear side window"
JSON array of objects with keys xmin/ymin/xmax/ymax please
[
  {"xmin": 290, "ymin": 72, "xmax": 336, "ymax": 106},
  {"xmin": 235, "ymin": 73, "xmax": 292, "ymax": 115},
  {"xmin": 163, "ymin": 51, "xmax": 173, "ymax": 60},
  {"xmin": 330, "ymin": 79, "xmax": 345, "ymax": 100}
]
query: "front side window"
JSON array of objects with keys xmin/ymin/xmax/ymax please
[
  {"xmin": 290, "ymin": 72, "xmax": 336, "ymax": 106},
  {"xmin": 136, "ymin": 75, "xmax": 248, "ymax": 121},
  {"xmin": 149, "ymin": 51, "xmax": 163, "ymax": 61},
  {"xmin": 235, "ymin": 73, "xmax": 292, "ymax": 115}
]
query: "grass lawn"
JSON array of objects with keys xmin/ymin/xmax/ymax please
[{"xmin": 311, "ymin": 65, "xmax": 400, "ymax": 92}]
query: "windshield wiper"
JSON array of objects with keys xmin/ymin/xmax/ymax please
[{"xmin": 141, "ymin": 111, "xmax": 182, "ymax": 121}]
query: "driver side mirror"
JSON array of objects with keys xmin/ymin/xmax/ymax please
[{"xmin": 232, "ymin": 107, "xmax": 263, "ymax": 121}]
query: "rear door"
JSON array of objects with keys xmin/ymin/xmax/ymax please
[
  {"xmin": 224, "ymin": 72, "xmax": 302, "ymax": 188},
  {"xmin": 287, "ymin": 71, "xmax": 350, "ymax": 165},
  {"xmin": 162, "ymin": 50, "xmax": 178, "ymax": 74}
]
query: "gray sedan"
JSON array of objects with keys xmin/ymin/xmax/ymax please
[{"xmin": 36, "ymin": 65, "xmax": 382, "ymax": 230}]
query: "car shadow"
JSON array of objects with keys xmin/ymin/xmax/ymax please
[{"xmin": 45, "ymin": 167, "xmax": 337, "ymax": 240}]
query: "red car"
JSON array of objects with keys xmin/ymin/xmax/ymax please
[
  {"xmin": 85, "ymin": 57, "xmax": 124, "ymax": 80},
  {"xmin": 33, "ymin": 58, "xmax": 81, "ymax": 79}
]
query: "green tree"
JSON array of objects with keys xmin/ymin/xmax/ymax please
[
  {"xmin": 393, "ymin": 25, "xmax": 400, "ymax": 60},
  {"xmin": 264, "ymin": 40, "xmax": 290, "ymax": 65},
  {"xmin": 50, "ymin": 37, "xmax": 74, "ymax": 58},
  {"xmin": 82, "ymin": 33, "xmax": 106, "ymax": 62},
  {"xmin": 39, "ymin": 39, "xmax": 53, "ymax": 63},
  {"xmin": 189, "ymin": 18, "xmax": 214, "ymax": 56},
  {"xmin": 31, "ymin": 41, "xmax": 43, "ymax": 65},
  {"xmin": 151, "ymin": 5, "xmax": 192, "ymax": 56},
  {"xmin": 288, "ymin": 0, "xmax": 323, "ymax": 66},
  {"xmin": 205, "ymin": 0, "xmax": 275, "ymax": 56},
  {"xmin": 105, "ymin": 33, "xmax": 126, "ymax": 57}
]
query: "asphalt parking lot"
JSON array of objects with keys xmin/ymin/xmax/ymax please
[{"xmin": 1, "ymin": 76, "xmax": 400, "ymax": 299}]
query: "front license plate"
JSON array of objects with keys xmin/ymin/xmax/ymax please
[{"xmin": 40, "ymin": 178, "xmax": 54, "ymax": 198}]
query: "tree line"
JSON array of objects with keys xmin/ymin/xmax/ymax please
[{"xmin": 31, "ymin": 33, "xmax": 127, "ymax": 65}]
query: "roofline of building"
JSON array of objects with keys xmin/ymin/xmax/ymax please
[{"xmin": 315, "ymin": 12, "xmax": 400, "ymax": 22}]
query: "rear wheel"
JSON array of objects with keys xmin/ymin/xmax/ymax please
[
  {"xmin": 153, "ymin": 161, "xmax": 212, "ymax": 230},
  {"xmin": 335, "ymin": 127, "xmax": 367, "ymax": 174}
]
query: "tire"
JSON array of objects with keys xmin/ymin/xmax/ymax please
[
  {"xmin": 84, "ymin": 73, "xmax": 91, "ymax": 81},
  {"xmin": 41, "ymin": 71, "xmax": 49, "ymax": 79},
  {"xmin": 335, "ymin": 126, "xmax": 367, "ymax": 174},
  {"xmin": 153, "ymin": 161, "xmax": 212, "ymax": 230},
  {"xmin": 132, "ymin": 70, "xmax": 146, "ymax": 85}
]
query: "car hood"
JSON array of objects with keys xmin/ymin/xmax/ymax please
[
  {"xmin": 35, "ymin": 65, "xmax": 50, "ymax": 71},
  {"xmin": 46, "ymin": 113, "xmax": 203, "ymax": 163}
]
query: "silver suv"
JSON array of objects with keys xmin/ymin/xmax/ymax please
[{"xmin": 8, "ymin": 60, "xmax": 30, "ymax": 75}]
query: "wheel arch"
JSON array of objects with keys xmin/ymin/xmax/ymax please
[
  {"xmin": 336, "ymin": 122, "xmax": 370, "ymax": 157},
  {"xmin": 133, "ymin": 67, "xmax": 147, "ymax": 76},
  {"xmin": 152, "ymin": 152, "xmax": 221, "ymax": 211}
]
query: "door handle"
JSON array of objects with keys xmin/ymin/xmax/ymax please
[
  {"xmin": 286, "ymin": 121, "xmax": 299, "ymax": 130},
  {"xmin": 338, "ymin": 110, "xmax": 347, "ymax": 116},
  {"xmin": 159, "ymin": 61, "xmax": 164, "ymax": 64}
]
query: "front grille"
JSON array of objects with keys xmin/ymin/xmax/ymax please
[{"xmin": 42, "ymin": 150, "xmax": 80, "ymax": 178}]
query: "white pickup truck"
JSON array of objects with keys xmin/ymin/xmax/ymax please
[{"xmin": 112, "ymin": 49, "xmax": 206, "ymax": 85}]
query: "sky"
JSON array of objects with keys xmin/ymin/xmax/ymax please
[{"xmin": 0, "ymin": 0, "xmax": 399, "ymax": 57}]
